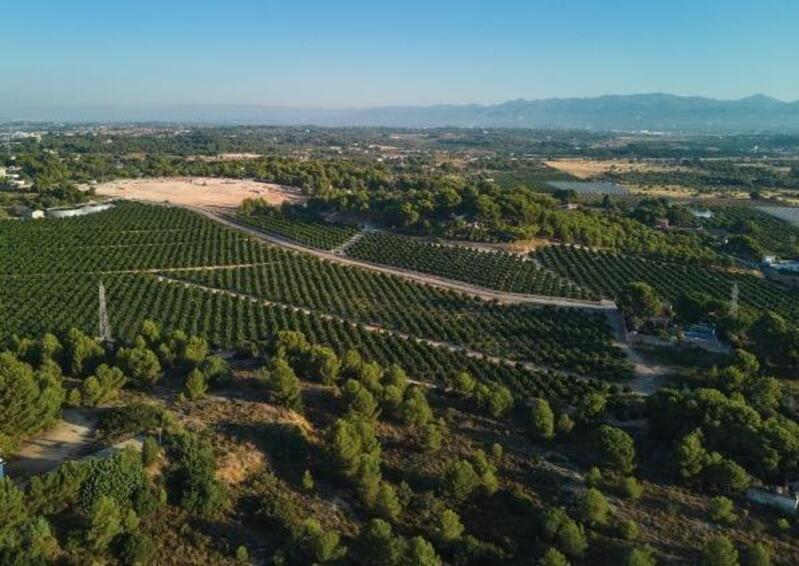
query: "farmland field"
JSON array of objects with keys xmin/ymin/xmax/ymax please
[
  {"xmin": 0, "ymin": 202, "xmax": 627, "ymax": 384},
  {"xmin": 235, "ymin": 212, "xmax": 359, "ymax": 250},
  {"xmin": 344, "ymin": 231, "xmax": 598, "ymax": 299},
  {"xmin": 758, "ymin": 205, "xmax": 799, "ymax": 228},
  {"xmin": 546, "ymin": 180, "xmax": 630, "ymax": 195},
  {"xmin": 533, "ymin": 244, "xmax": 799, "ymax": 321}
]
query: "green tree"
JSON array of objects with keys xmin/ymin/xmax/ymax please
[
  {"xmin": 626, "ymin": 545, "xmax": 657, "ymax": 566},
  {"xmin": 302, "ymin": 469, "xmax": 315, "ymax": 492},
  {"xmin": 117, "ymin": 346, "xmax": 162, "ymax": 386},
  {"xmin": 475, "ymin": 383, "xmax": 514, "ymax": 418},
  {"xmin": 618, "ymin": 518, "xmax": 639, "ymax": 541},
  {"xmin": 355, "ymin": 519, "xmax": 403, "ymax": 566},
  {"xmin": 676, "ymin": 430, "xmax": 708, "ymax": 480},
  {"xmin": 200, "ymin": 355, "xmax": 231, "ymax": 385},
  {"xmin": 167, "ymin": 433, "xmax": 227, "ymax": 517},
  {"xmin": 401, "ymin": 536, "xmax": 442, "ymax": 566},
  {"xmin": 374, "ymin": 482, "xmax": 402, "ymax": 522},
  {"xmin": 556, "ymin": 413, "xmax": 575, "ymax": 435},
  {"xmin": 530, "ymin": 398, "xmax": 555, "ymax": 441},
  {"xmin": 64, "ymin": 327, "xmax": 105, "ymax": 377},
  {"xmin": 296, "ymin": 518, "xmax": 346, "ymax": 563},
  {"xmin": 444, "ymin": 459, "xmax": 480, "ymax": 501},
  {"xmin": 708, "ymin": 496, "xmax": 737, "ymax": 525},
  {"xmin": 400, "ymin": 386, "xmax": 433, "ymax": 427},
  {"xmin": 140, "ymin": 319, "xmax": 161, "ymax": 346},
  {"xmin": 0, "ymin": 351, "xmax": 64, "ymax": 450},
  {"xmin": 744, "ymin": 542, "xmax": 771, "ymax": 566},
  {"xmin": 449, "ymin": 370, "xmax": 476, "ymax": 397},
  {"xmin": 622, "ymin": 476, "xmax": 644, "ymax": 501},
  {"xmin": 557, "ymin": 520, "xmax": 587, "ymax": 558},
  {"xmin": 539, "ymin": 548, "xmax": 569, "ymax": 566},
  {"xmin": 0, "ymin": 478, "xmax": 27, "ymax": 550},
  {"xmin": 86, "ymin": 495, "xmax": 124, "ymax": 552},
  {"xmin": 185, "ymin": 369, "xmax": 208, "ymax": 400},
  {"xmin": 619, "ymin": 282, "xmax": 662, "ymax": 323},
  {"xmin": 258, "ymin": 357, "xmax": 303, "ymax": 412},
  {"xmin": 595, "ymin": 425, "xmax": 636, "ymax": 474},
  {"xmin": 436, "ymin": 508, "xmax": 464, "ymax": 543},
  {"xmin": 702, "ymin": 534, "xmax": 739, "ymax": 566},
  {"xmin": 579, "ymin": 488, "xmax": 609, "ymax": 527}
]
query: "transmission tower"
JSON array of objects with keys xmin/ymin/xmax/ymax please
[
  {"xmin": 730, "ymin": 282, "xmax": 739, "ymax": 318},
  {"xmin": 98, "ymin": 281, "xmax": 113, "ymax": 345}
]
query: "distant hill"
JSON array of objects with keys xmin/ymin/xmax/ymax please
[{"xmin": 7, "ymin": 93, "xmax": 799, "ymax": 132}]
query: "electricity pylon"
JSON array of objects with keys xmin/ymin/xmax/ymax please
[{"xmin": 98, "ymin": 281, "xmax": 113, "ymax": 346}]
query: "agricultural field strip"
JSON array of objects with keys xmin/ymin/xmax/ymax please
[
  {"xmin": 234, "ymin": 212, "xmax": 359, "ymax": 250},
  {"xmin": 0, "ymin": 273, "xmax": 599, "ymax": 401},
  {"xmin": 206, "ymin": 209, "xmax": 616, "ymax": 311},
  {"xmin": 0, "ymin": 202, "xmax": 628, "ymax": 378},
  {"xmin": 342, "ymin": 230, "xmax": 598, "ymax": 300},
  {"xmin": 155, "ymin": 273, "xmax": 587, "ymax": 380},
  {"xmin": 534, "ymin": 245, "xmax": 799, "ymax": 321},
  {"xmin": 164, "ymin": 262, "xmax": 628, "ymax": 376}
]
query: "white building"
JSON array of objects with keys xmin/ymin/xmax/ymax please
[
  {"xmin": 47, "ymin": 202, "xmax": 114, "ymax": 219},
  {"xmin": 691, "ymin": 209, "xmax": 714, "ymax": 220}
]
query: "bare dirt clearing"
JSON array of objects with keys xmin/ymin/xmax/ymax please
[
  {"xmin": 95, "ymin": 177, "xmax": 305, "ymax": 211},
  {"xmin": 545, "ymin": 158, "xmax": 683, "ymax": 179},
  {"xmin": 7, "ymin": 409, "xmax": 97, "ymax": 479}
]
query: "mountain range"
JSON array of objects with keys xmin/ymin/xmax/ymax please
[{"xmin": 6, "ymin": 93, "xmax": 799, "ymax": 132}]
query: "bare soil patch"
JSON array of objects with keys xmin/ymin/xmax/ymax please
[
  {"xmin": 95, "ymin": 177, "xmax": 304, "ymax": 211},
  {"xmin": 545, "ymin": 158, "xmax": 681, "ymax": 179}
]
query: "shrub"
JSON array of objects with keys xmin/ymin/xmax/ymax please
[
  {"xmin": 0, "ymin": 478, "xmax": 27, "ymax": 550},
  {"xmin": 185, "ymin": 369, "xmax": 208, "ymax": 400},
  {"xmin": 78, "ymin": 448, "xmax": 146, "ymax": 513},
  {"xmin": 141, "ymin": 436, "xmax": 161, "ymax": 467},
  {"xmin": 400, "ymin": 387, "xmax": 433, "ymax": 427},
  {"xmin": 626, "ymin": 545, "xmax": 657, "ymax": 566},
  {"xmin": 618, "ymin": 518, "xmax": 639, "ymax": 541},
  {"xmin": 444, "ymin": 460, "xmax": 480, "ymax": 502},
  {"xmin": 374, "ymin": 482, "xmax": 402, "ymax": 522},
  {"xmin": 295, "ymin": 518, "xmax": 346, "ymax": 563},
  {"xmin": 119, "ymin": 531, "xmax": 156, "ymax": 566},
  {"xmin": 744, "ymin": 542, "xmax": 771, "ymax": 566},
  {"xmin": 436, "ymin": 509, "xmax": 464, "ymax": 543},
  {"xmin": 539, "ymin": 548, "xmax": 569, "ymax": 566},
  {"xmin": 622, "ymin": 476, "xmax": 644, "ymax": 501},
  {"xmin": 556, "ymin": 413, "xmax": 575, "ymax": 435},
  {"xmin": 708, "ymin": 496, "xmax": 737, "ymax": 526},
  {"xmin": 98, "ymin": 403, "xmax": 169, "ymax": 439},
  {"xmin": 702, "ymin": 534, "xmax": 739, "ymax": 566},
  {"xmin": 166, "ymin": 433, "xmax": 227, "ymax": 517},
  {"xmin": 86, "ymin": 496, "xmax": 124, "ymax": 552},
  {"xmin": 530, "ymin": 398, "xmax": 555, "ymax": 441},
  {"xmin": 579, "ymin": 488, "xmax": 610, "ymax": 527}
]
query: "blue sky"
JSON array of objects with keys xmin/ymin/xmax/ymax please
[{"xmin": 2, "ymin": 0, "xmax": 798, "ymax": 110}]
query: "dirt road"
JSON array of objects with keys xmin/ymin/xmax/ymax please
[
  {"xmin": 194, "ymin": 208, "xmax": 619, "ymax": 313},
  {"xmin": 6, "ymin": 409, "xmax": 97, "ymax": 479}
]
